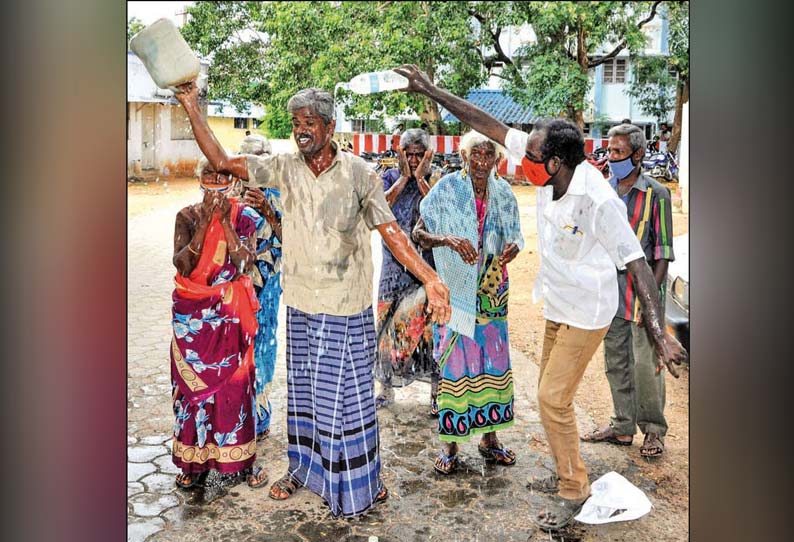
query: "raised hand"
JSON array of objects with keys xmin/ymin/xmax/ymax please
[
  {"xmin": 217, "ymin": 192, "xmax": 232, "ymax": 224},
  {"xmin": 393, "ymin": 65, "xmax": 435, "ymax": 95},
  {"xmin": 199, "ymin": 188, "xmax": 218, "ymax": 224},
  {"xmin": 396, "ymin": 147, "xmax": 411, "ymax": 179},
  {"xmin": 415, "ymin": 148, "xmax": 434, "ymax": 180},
  {"xmin": 173, "ymin": 80, "xmax": 199, "ymax": 106},
  {"xmin": 445, "ymin": 236, "xmax": 478, "ymax": 265},
  {"xmin": 243, "ymin": 188, "xmax": 267, "ymax": 215}
]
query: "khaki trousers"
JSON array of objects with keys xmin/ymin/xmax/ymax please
[{"xmin": 538, "ymin": 320, "xmax": 609, "ymax": 500}]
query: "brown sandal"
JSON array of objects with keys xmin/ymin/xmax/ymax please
[
  {"xmin": 640, "ymin": 432, "xmax": 665, "ymax": 457},
  {"xmin": 580, "ymin": 426, "xmax": 633, "ymax": 446},
  {"xmin": 246, "ymin": 466, "xmax": 269, "ymax": 489},
  {"xmin": 269, "ymin": 473, "xmax": 300, "ymax": 500}
]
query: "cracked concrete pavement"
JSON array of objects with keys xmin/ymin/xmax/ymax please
[{"xmin": 128, "ymin": 180, "xmax": 684, "ymax": 542}]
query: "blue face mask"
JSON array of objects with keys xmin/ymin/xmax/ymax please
[{"xmin": 608, "ymin": 155, "xmax": 637, "ymax": 180}]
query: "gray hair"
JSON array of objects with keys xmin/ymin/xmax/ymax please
[
  {"xmin": 399, "ymin": 128, "xmax": 430, "ymax": 150},
  {"xmin": 607, "ymin": 124, "xmax": 646, "ymax": 152},
  {"xmin": 287, "ymin": 88, "xmax": 334, "ymax": 124},
  {"xmin": 195, "ymin": 157, "xmax": 212, "ymax": 178},
  {"xmin": 458, "ymin": 130, "xmax": 506, "ymax": 163},
  {"xmin": 239, "ymin": 134, "xmax": 272, "ymax": 155}
]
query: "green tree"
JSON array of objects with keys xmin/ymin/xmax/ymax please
[
  {"xmin": 625, "ymin": 55, "xmax": 677, "ymax": 125},
  {"xmin": 127, "ymin": 16, "xmax": 145, "ymax": 49},
  {"xmin": 181, "ymin": 1, "xmax": 488, "ymax": 137},
  {"xmin": 665, "ymin": 1, "xmax": 688, "ymax": 153},
  {"xmin": 472, "ymin": 1, "xmax": 663, "ymax": 127},
  {"xmin": 627, "ymin": 1, "xmax": 688, "ymax": 153}
]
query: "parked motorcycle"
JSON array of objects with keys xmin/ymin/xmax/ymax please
[
  {"xmin": 440, "ymin": 153, "xmax": 462, "ymax": 176},
  {"xmin": 642, "ymin": 149, "xmax": 678, "ymax": 182},
  {"xmin": 360, "ymin": 150, "xmax": 398, "ymax": 174},
  {"xmin": 586, "ymin": 147, "xmax": 610, "ymax": 178}
]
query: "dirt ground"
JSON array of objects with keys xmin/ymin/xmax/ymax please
[{"xmin": 129, "ymin": 176, "xmax": 689, "ymax": 537}]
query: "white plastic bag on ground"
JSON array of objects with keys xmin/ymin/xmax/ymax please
[{"xmin": 574, "ymin": 471, "xmax": 653, "ymax": 524}]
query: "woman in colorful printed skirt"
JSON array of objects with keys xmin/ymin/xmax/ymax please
[
  {"xmin": 238, "ymin": 134, "xmax": 283, "ymax": 441},
  {"xmin": 412, "ymin": 131, "xmax": 524, "ymax": 474},
  {"xmin": 169, "ymin": 159, "xmax": 270, "ymax": 503},
  {"xmin": 375, "ymin": 128, "xmax": 441, "ymax": 415}
]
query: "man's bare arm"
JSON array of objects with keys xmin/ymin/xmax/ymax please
[{"xmin": 173, "ymin": 81, "xmax": 249, "ymax": 179}]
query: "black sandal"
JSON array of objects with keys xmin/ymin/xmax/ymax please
[
  {"xmin": 375, "ymin": 486, "xmax": 389, "ymax": 504},
  {"xmin": 175, "ymin": 472, "xmax": 198, "ymax": 489},
  {"xmin": 534, "ymin": 496, "xmax": 588, "ymax": 532},
  {"xmin": 433, "ymin": 450, "xmax": 459, "ymax": 475},
  {"xmin": 429, "ymin": 396, "xmax": 439, "ymax": 417},
  {"xmin": 640, "ymin": 432, "xmax": 665, "ymax": 457},
  {"xmin": 580, "ymin": 426, "xmax": 633, "ymax": 446},
  {"xmin": 269, "ymin": 473, "xmax": 300, "ymax": 500},
  {"xmin": 478, "ymin": 443, "xmax": 517, "ymax": 466}
]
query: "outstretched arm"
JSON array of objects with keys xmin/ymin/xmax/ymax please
[
  {"xmin": 173, "ymin": 81, "xmax": 249, "ymax": 179},
  {"xmin": 376, "ymin": 221, "xmax": 450, "ymax": 325},
  {"xmin": 626, "ymin": 257, "xmax": 688, "ymax": 377},
  {"xmin": 394, "ymin": 65, "xmax": 510, "ymax": 147}
]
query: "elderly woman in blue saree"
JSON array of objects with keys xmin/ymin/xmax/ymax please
[
  {"xmin": 412, "ymin": 131, "xmax": 524, "ymax": 474},
  {"xmin": 374, "ymin": 128, "xmax": 441, "ymax": 415},
  {"xmin": 238, "ymin": 134, "xmax": 283, "ymax": 441}
]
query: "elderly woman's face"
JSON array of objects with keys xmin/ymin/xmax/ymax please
[
  {"xmin": 403, "ymin": 143, "xmax": 426, "ymax": 174},
  {"xmin": 467, "ymin": 142, "xmax": 498, "ymax": 181}
]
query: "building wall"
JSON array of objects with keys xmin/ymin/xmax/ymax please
[
  {"xmin": 127, "ymin": 102, "xmax": 204, "ymax": 176},
  {"xmin": 208, "ymin": 117, "xmax": 253, "ymax": 154}
]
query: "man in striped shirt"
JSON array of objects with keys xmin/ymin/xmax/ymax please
[{"xmin": 580, "ymin": 124, "xmax": 675, "ymax": 458}]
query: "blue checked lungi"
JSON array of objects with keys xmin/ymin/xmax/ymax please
[{"xmin": 285, "ymin": 306, "xmax": 383, "ymax": 517}]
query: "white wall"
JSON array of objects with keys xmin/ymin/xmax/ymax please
[
  {"xmin": 128, "ymin": 103, "xmax": 142, "ymax": 164},
  {"xmin": 127, "ymin": 101, "xmax": 203, "ymax": 175}
]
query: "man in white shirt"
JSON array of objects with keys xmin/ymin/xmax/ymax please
[{"xmin": 395, "ymin": 64, "xmax": 687, "ymax": 531}]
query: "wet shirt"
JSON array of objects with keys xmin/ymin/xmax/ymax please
[
  {"xmin": 245, "ymin": 147, "xmax": 396, "ymax": 316},
  {"xmin": 533, "ymin": 161, "xmax": 645, "ymax": 330},
  {"xmin": 608, "ymin": 173, "xmax": 675, "ymax": 321}
]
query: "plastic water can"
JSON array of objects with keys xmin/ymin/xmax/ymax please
[
  {"xmin": 129, "ymin": 18, "xmax": 201, "ymax": 90},
  {"xmin": 347, "ymin": 70, "xmax": 409, "ymax": 95}
]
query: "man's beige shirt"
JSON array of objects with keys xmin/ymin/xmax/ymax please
[{"xmin": 245, "ymin": 147, "xmax": 395, "ymax": 316}]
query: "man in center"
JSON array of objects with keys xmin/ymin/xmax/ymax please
[{"xmin": 173, "ymin": 83, "xmax": 450, "ymax": 518}]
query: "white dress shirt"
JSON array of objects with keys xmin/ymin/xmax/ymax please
[
  {"xmin": 535, "ymin": 161, "xmax": 645, "ymax": 329},
  {"xmin": 504, "ymin": 128, "xmax": 644, "ymax": 328}
]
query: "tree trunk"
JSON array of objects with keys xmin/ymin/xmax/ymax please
[
  {"xmin": 669, "ymin": 78, "xmax": 689, "ymax": 154},
  {"xmin": 419, "ymin": 63, "xmax": 445, "ymax": 135},
  {"xmin": 420, "ymin": 98, "xmax": 445, "ymax": 135},
  {"xmin": 574, "ymin": 22, "xmax": 588, "ymax": 130}
]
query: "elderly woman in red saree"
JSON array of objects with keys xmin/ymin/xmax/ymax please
[{"xmin": 170, "ymin": 159, "xmax": 269, "ymax": 503}]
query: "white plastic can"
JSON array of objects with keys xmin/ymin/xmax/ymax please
[{"xmin": 130, "ymin": 18, "xmax": 201, "ymax": 90}]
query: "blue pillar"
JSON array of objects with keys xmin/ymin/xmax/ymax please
[
  {"xmin": 592, "ymin": 64, "xmax": 604, "ymax": 138},
  {"xmin": 660, "ymin": 4, "xmax": 669, "ymax": 55}
]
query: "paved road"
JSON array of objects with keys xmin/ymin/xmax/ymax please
[{"xmin": 128, "ymin": 188, "xmax": 676, "ymax": 542}]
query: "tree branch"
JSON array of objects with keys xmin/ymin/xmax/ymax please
[
  {"xmin": 587, "ymin": 0, "xmax": 662, "ymax": 68},
  {"xmin": 470, "ymin": 10, "xmax": 525, "ymax": 87}
]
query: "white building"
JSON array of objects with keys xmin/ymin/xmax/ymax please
[{"xmin": 126, "ymin": 51, "xmax": 208, "ymax": 177}]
